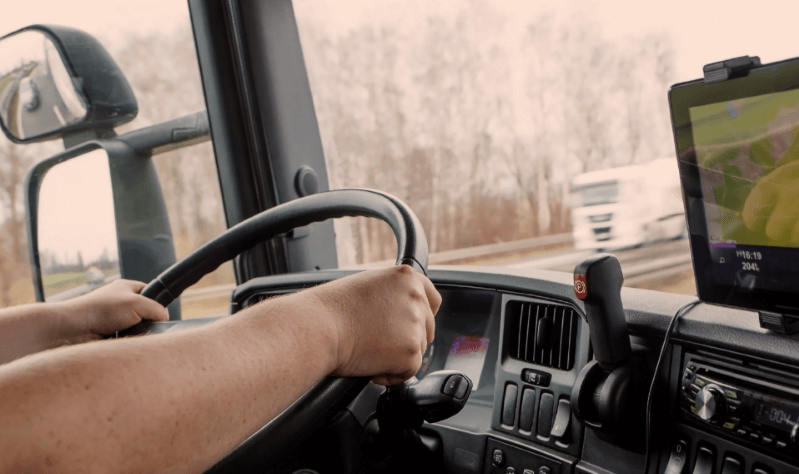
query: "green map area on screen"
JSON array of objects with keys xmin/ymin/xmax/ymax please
[{"xmin": 690, "ymin": 88, "xmax": 799, "ymax": 248}]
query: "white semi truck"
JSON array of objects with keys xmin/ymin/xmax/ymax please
[{"xmin": 570, "ymin": 158, "xmax": 686, "ymax": 251}]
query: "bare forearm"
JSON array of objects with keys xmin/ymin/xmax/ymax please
[
  {"xmin": 0, "ymin": 293, "xmax": 338, "ymax": 473},
  {"xmin": 0, "ymin": 302, "xmax": 85, "ymax": 364}
]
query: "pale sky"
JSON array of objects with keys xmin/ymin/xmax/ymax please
[{"xmin": 0, "ymin": 1, "xmax": 796, "ymax": 90}]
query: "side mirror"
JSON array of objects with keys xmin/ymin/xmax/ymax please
[
  {"xmin": 27, "ymin": 142, "xmax": 180, "ymax": 319},
  {"xmin": 0, "ymin": 25, "xmax": 137, "ymax": 144}
]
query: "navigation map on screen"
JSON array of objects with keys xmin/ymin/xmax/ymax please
[{"xmin": 690, "ymin": 88, "xmax": 799, "ymax": 248}]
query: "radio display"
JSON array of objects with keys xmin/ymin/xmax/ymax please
[{"xmin": 755, "ymin": 399, "xmax": 799, "ymax": 432}]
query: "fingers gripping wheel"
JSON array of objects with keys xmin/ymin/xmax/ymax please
[{"xmin": 121, "ymin": 189, "xmax": 429, "ymax": 473}]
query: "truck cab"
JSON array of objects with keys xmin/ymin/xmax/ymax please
[
  {"xmin": 572, "ymin": 158, "xmax": 685, "ymax": 251},
  {"xmin": 0, "ymin": 2, "xmax": 798, "ymax": 474}
]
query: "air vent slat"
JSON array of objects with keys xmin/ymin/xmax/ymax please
[
  {"xmin": 506, "ymin": 300, "xmax": 579, "ymax": 371},
  {"xmin": 524, "ymin": 304, "xmax": 531, "ymax": 361},
  {"xmin": 516, "ymin": 305, "xmax": 524, "ymax": 359}
]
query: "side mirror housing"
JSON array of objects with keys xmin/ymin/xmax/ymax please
[{"xmin": 0, "ymin": 25, "xmax": 137, "ymax": 144}]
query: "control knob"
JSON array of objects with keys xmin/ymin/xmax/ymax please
[{"xmin": 694, "ymin": 384, "xmax": 727, "ymax": 422}]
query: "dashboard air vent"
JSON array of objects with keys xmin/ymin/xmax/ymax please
[{"xmin": 506, "ymin": 300, "xmax": 579, "ymax": 371}]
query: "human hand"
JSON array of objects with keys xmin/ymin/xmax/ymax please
[
  {"xmin": 307, "ymin": 266, "xmax": 441, "ymax": 386},
  {"xmin": 742, "ymin": 160, "xmax": 799, "ymax": 244},
  {"xmin": 59, "ymin": 279, "xmax": 169, "ymax": 341}
]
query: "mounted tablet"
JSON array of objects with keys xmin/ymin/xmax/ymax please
[{"xmin": 669, "ymin": 55, "xmax": 799, "ymax": 333}]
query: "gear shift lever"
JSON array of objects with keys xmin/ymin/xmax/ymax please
[
  {"xmin": 571, "ymin": 253, "xmax": 647, "ymax": 451},
  {"xmin": 573, "ymin": 253, "xmax": 631, "ymax": 369}
]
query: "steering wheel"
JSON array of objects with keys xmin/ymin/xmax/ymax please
[{"xmin": 122, "ymin": 188, "xmax": 429, "ymax": 473}]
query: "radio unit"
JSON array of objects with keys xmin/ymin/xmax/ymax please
[{"xmin": 680, "ymin": 357, "xmax": 799, "ymax": 454}]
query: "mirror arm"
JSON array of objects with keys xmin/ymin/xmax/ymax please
[
  {"xmin": 114, "ymin": 111, "xmax": 210, "ymax": 157},
  {"xmin": 62, "ymin": 128, "xmax": 116, "ymax": 149}
]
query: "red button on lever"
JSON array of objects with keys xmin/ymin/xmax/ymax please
[{"xmin": 574, "ymin": 274, "xmax": 587, "ymax": 300}]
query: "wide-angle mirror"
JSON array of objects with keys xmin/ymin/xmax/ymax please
[
  {"xmin": 37, "ymin": 148, "xmax": 120, "ymax": 301},
  {"xmin": 0, "ymin": 29, "xmax": 88, "ymax": 141}
]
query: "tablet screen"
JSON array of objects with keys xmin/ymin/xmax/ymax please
[{"xmin": 690, "ymin": 88, "xmax": 799, "ymax": 250}]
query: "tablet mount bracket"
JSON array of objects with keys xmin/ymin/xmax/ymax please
[
  {"xmin": 759, "ymin": 311, "xmax": 799, "ymax": 335},
  {"xmin": 703, "ymin": 55, "xmax": 761, "ymax": 84}
]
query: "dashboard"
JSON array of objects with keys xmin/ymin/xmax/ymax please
[{"xmin": 228, "ymin": 265, "xmax": 799, "ymax": 474}]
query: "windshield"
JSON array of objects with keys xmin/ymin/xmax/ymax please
[{"xmin": 293, "ymin": 0, "xmax": 799, "ymax": 296}]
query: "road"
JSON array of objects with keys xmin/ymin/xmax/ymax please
[{"xmin": 47, "ymin": 273, "xmax": 121, "ymax": 303}]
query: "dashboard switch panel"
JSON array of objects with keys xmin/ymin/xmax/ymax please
[{"xmin": 503, "ymin": 384, "xmax": 519, "ymax": 427}]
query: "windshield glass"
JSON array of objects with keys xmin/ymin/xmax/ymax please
[{"xmin": 294, "ymin": 0, "xmax": 799, "ymax": 295}]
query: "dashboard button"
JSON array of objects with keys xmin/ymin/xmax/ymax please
[
  {"xmin": 776, "ymin": 441, "xmax": 787, "ymax": 449},
  {"xmin": 664, "ymin": 439, "xmax": 688, "ymax": 474},
  {"xmin": 502, "ymin": 384, "xmax": 518, "ymax": 426},
  {"xmin": 691, "ymin": 446, "xmax": 714, "ymax": 474},
  {"xmin": 761, "ymin": 436, "xmax": 773, "ymax": 445},
  {"xmin": 551, "ymin": 399, "xmax": 571, "ymax": 440},
  {"xmin": 506, "ymin": 467, "xmax": 516, "ymax": 474},
  {"xmin": 749, "ymin": 433, "xmax": 761, "ymax": 442},
  {"xmin": 722, "ymin": 422, "xmax": 736, "ymax": 430},
  {"xmin": 539, "ymin": 467, "xmax": 552, "ymax": 474},
  {"xmin": 685, "ymin": 370, "xmax": 694, "ymax": 381},
  {"xmin": 519, "ymin": 388, "xmax": 536, "ymax": 432},
  {"xmin": 537, "ymin": 393, "xmax": 555, "ymax": 437},
  {"xmin": 720, "ymin": 457, "xmax": 742, "ymax": 474},
  {"xmin": 521, "ymin": 369, "xmax": 552, "ymax": 387},
  {"xmin": 492, "ymin": 449, "xmax": 505, "ymax": 467},
  {"xmin": 442, "ymin": 375, "xmax": 469, "ymax": 399},
  {"xmin": 695, "ymin": 378, "xmax": 707, "ymax": 388},
  {"xmin": 736, "ymin": 429, "xmax": 747, "ymax": 436}
]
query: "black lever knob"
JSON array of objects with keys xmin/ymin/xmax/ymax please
[
  {"xmin": 574, "ymin": 253, "xmax": 631, "ymax": 370},
  {"xmin": 378, "ymin": 370, "xmax": 472, "ymax": 431}
]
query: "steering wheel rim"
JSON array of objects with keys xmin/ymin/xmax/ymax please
[{"xmin": 124, "ymin": 188, "xmax": 428, "ymax": 472}]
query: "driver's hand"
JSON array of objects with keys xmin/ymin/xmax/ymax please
[
  {"xmin": 308, "ymin": 265, "xmax": 441, "ymax": 386},
  {"xmin": 59, "ymin": 279, "xmax": 169, "ymax": 341}
]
